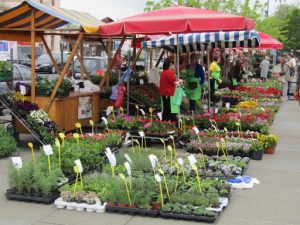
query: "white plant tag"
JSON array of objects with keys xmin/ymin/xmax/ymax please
[
  {"xmin": 215, "ymin": 108, "xmax": 218, "ymax": 114},
  {"xmin": 124, "ymin": 162, "xmax": 131, "ymax": 176},
  {"xmin": 106, "ymin": 106, "xmax": 112, "ymax": 116},
  {"xmin": 140, "ymin": 109, "xmax": 145, "ymax": 116},
  {"xmin": 225, "ymin": 102, "xmax": 230, "ymax": 110},
  {"xmin": 106, "ymin": 152, "xmax": 116, "ymax": 167},
  {"xmin": 177, "ymin": 158, "xmax": 184, "ymax": 166},
  {"xmin": 74, "ymin": 159, "xmax": 83, "ymax": 173},
  {"xmin": 149, "ymin": 154, "xmax": 158, "ymax": 169},
  {"xmin": 260, "ymin": 107, "xmax": 265, "ymax": 112},
  {"xmin": 193, "ymin": 127, "xmax": 200, "ymax": 134},
  {"xmin": 11, "ymin": 157, "xmax": 22, "ymax": 169},
  {"xmin": 155, "ymin": 174, "xmax": 162, "ymax": 182},
  {"xmin": 167, "ymin": 145, "xmax": 173, "ymax": 152},
  {"xmin": 105, "ymin": 147, "xmax": 112, "ymax": 155},
  {"xmin": 138, "ymin": 131, "xmax": 145, "ymax": 137},
  {"xmin": 139, "ymin": 79, "xmax": 144, "ymax": 85},
  {"xmin": 20, "ymin": 85, "xmax": 26, "ymax": 95},
  {"xmin": 125, "ymin": 132, "xmax": 130, "ymax": 142},
  {"xmin": 43, "ymin": 145, "xmax": 53, "ymax": 156},
  {"xmin": 101, "ymin": 117, "xmax": 108, "ymax": 125},
  {"xmin": 157, "ymin": 112, "xmax": 162, "ymax": 121},
  {"xmin": 188, "ymin": 155, "xmax": 197, "ymax": 166},
  {"xmin": 124, "ymin": 154, "xmax": 132, "ymax": 164}
]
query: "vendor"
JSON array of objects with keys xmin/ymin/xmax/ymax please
[
  {"xmin": 209, "ymin": 55, "xmax": 222, "ymax": 103},
  {"xmin": 159, "ymin": 58, "xmax": 177, "ymax": 122}
]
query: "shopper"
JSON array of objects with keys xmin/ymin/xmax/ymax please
[
  {"xmin": 259, "ymin": 56, "xmax": 270, "ymax": 82},
  {"xmin": 277, "ymin": 57, "xmax": 290, "ymax": 101},
  {"xmin": 229, "ymin": 60, "xmax": 243, "ymax": 86},
  {"xmin": 209, "ymin": 55, "xmax": 222, "ymax": 104},
  {"xmin": 159, "ymin": 58, "xmax": 177, "ymax": 122},
  {"xmin": 287, "ymin": 53, "xmax": 296, "ymax": 76},
  {"xmin": 183, "ymin": 54, "xmax": 202, "ymax": 112}
]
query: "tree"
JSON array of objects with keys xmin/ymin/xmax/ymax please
[
  {"xmin": 281, "ymin": 8, "xmax": 300, "ymax": 51},
  {"xmin": 144, "ymin": 0, "xmax": 265, "ymax": 21}
]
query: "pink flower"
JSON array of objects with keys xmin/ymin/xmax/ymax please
[
  {"xmin": 144, "ymin": 123, "xmax": 151, "ymax": 128},
  {"xmin": 124, "ymin": 116, "xmax": 132, "ymax": 121},
  {"xmin": 111, "ymin": 120, "xmax": 116, "ymax": 124}
]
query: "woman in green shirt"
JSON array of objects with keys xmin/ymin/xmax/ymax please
[{"xmin": 209, "ymin": 55, "xmax": 222, "ymax": 103}]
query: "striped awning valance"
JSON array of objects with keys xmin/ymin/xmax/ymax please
[
  {"xmin": 142, "ymin": 30, "xmax": 260, "ymax": 52},
  {"xmin": 0, "ymin": 0, "xmax": 102, "ymax": 33}
]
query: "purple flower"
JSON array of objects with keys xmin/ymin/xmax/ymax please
[{"xmin": 144, "ymin": 123, "xmax": 151, "ymax": 128}]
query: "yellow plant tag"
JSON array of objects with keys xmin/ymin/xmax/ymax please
[
  {"xmin": 89, "ymin": 120, "xmax": 94, "ymax": 126},
  {"xmin": 28, "ymin": 142, "xmax": 33, "ymax": 148},
  {"xmin": 74, "ymin": 166, "xmax": 79, "ymax": 173},
  {"xmin": 59, "ymin": 133, "xmax": 65, "ymax": 139}
]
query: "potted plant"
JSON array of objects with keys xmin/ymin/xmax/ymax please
[
  {"xmin": 258, "ymin": 133, "xmax": 278, "ymax": 154},
  {"xmin": 75, "ymin": 191, "xmax": 86, "ymax": 211},
  {"xmin": 250, "ymin": 140, "xmax": 264, "ymax": 160}
]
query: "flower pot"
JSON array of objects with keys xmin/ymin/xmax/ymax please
[
  {"xmin": 251, "ymin": 150, "xmax": 263, "ymax": 160},
  {"xmin": 264, "ymin": 146, "xmax": 276, "ymax": 154}
]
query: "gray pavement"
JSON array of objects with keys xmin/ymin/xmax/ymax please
[{"xmin": 1, "ymin": 100, "xmax": 300, "ymax": 225}]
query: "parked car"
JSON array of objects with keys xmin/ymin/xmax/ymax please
[
  {"xmin": 0, "ymin": 63, "xmax": 37, "ymax": 94},
  {"xmin": 36, "ymin": 52, "xmax": 70, "ymax": 74},
  {"xmin": 72, "ymin": 56, "xmax": 107, "ymax": 79}
]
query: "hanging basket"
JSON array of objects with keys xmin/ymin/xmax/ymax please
[{"xmin": 264, "ymin": 146, "xmax": 276, "ymax": 154}]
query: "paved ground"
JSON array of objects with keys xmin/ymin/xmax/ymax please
[{"xmin": 0, "ymin": 100, "xmax": 300, "ymax": 225}]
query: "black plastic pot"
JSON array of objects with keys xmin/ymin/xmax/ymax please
[
  {"xmin": 160, "ymin": 211, "xmax": 218, "ymax": 223},
  {"xmin": 5, "ymin": 189, "xmax": 59, "ymax": 204},
  {"xmin": 106, "ymin": 205, "xmax": 160, "ymax": 217},
  {"xmin": 251, "ymin": 150, "xmax": 263, "ymax": 160}
]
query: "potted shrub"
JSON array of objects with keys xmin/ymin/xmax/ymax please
[
  {"xmin": 258, "ymin": 134, "xmax": 278, "ymax": 154},
  {"xmin": 250, "ymin": 140, "xmax": 264, "ymax": 160}
]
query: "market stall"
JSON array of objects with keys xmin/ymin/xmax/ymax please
[{"xmin": 0, "ymin": 0, "xmax": 106, "ymax": 132}]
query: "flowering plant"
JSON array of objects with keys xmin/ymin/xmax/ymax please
[
  {"xmin": 29, "ymin": 110, "xmax": 50, "ymax": 124},
  {"xmin": 258, "ymin": 133, "xmax": 278, "ymax": 148}
]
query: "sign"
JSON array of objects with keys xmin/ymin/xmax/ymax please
[
  {"xmin": 187, "ymin": 155, "xmax": 197, "ymax": 166},
  {"xmin": 20, "ymin": 85, "xmax": 26, "ymax": 95},
  {"xmin": 139, "ymin": 79, "xmax": 144, "ymax": 85},
  {"xmin": 106, "ymin": 152, "xmax": 116, "ymax": 167},
  {"xmin": 74, "ymin": 159, "xmax": 83, "ymax": 173},
  {"xmin": 78, "ymin": 96, "xmax": 92, "ymax": 119},
  {"xmin": 138, "ymin": 131, "xmax": 145, "ymax": 137},
  {"xmin": 149, "ymin": 154, "xmax": 158, "ymax": 169},
  {"xmin": 101, "ymin": 117, "xmax": 108, "ymax": 125},
  {"xmin": 43, "ymin": 145, "xmax": 53, "ymax": 156},
  {"xmin": 155, "ymin": 174, "xmax": 162, "ymax": 182},
  {"xmin": 124, "ymin": 162, "xmax": 131, "ymax": 176},
  {"xmin": 11, "ymin": 157, "xmax": 22, "ymax": 169},
  {"xmin": 225, "ymin": 102, "xmax": 230, "ymax": 110},
  {"xmin": 177, "ymin": 158, "xmax": 184, "ymax": 166},
  {"xmin": 214, "ymin": 108, "xmax": 218, "ymax": 114},
  {"xmin": 157, "ymin": 112, "xmax": 162, "ymax": 121},
  {"xmin": 139, "ymin": 109, "xmax": 145, "ymax": 116},
  {"xmin": 193, "ymin": 127, "xmax": 200, "ymax": 134},
  {"xmin": 124, "ymin": 154, "xmax": 132, "ymax": 164}
]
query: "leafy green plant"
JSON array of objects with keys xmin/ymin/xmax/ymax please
[{"xmin": 0, "ymin": 126, "xmax": 16, "ymax": 158}]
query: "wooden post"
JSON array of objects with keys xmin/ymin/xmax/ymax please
[
  {"xmin": 79, "ymin": 38, "xmax": 84, "ymax": 79},
  {"xmin": 106, "ymin": 37, "xmax": 112, "ymax": 87},
  {"xmin": 155, "ymin": 50, "xmax": 165, "ymax": 67},
  {"xmin": 31, "ymin": 9, "xmax": 36, "ymax": 103},
  {"xmin": 41, "ymin": 35, "xmax": 61, "ymax": 76},
  {"xmin": 131, "ymin": 47, "xmax": 143, "ymax": 68},
  {"xmin": 45, "ymin": 32, "xmax": 84, "ymax": 112},
  {"xmin": 99, "ymin": 36, "xmax": 126, "ymax": 88}
]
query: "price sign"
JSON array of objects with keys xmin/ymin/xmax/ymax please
[{"xmin": 20, "ymin": 85, "xmax": 26, "ymax": 95}]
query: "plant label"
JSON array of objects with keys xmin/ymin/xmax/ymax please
[
  {"xmin": 260, "ymin": 107, "xmax": 265, "ymax": 112},
  {"xmin": 149, "ymin": 154, "xmax": 158, "ymax": 169},
  {"xmin": 155, "ymin": 174, "xmax": 162, "ymax": 182},
  {"xmin": 89, "ymin": 120, "xmax": 94, "ymax": 126},
  {"xmin": 20, "ymin": 85, "xmax": 26, "ymax": 95},
  {"xmin": 74, "ymin": 166, "xmax": 79, "ymax": 173},
  {"xmin": 119, "ymin": 173, "xmax": 125, "ymax": 180},
  {"xmin": 74, "ymin": 159, "xmax": 83, "ymax": 173},
  {"xmin": 214, "ymin": 108, "xmax": 218, "ymax": 114},
  {"xmin": 124, "ymin": 154, "xmax": 132, "ymax": 164},
  {"xmin": 139, "ymin": 109, "xmax": 145, "ymax": 116},
  {"xmin": 106, "ymin": 106, "xmax": 113, "ymax": 116},
  {"xmin": 11, "ymin": 157, "xmax": 22, "ymax": 169},
  {"xmin": 135, "ymin": 105, "xmax": 139, "ymax": 109},
  {"xmin": 75, "ymin": 122, "xmax": 81, "ymax": 128},
  {"xmin": 157, "ymin": 112, "xmax": 162, "ymax": 121},
  {"xmin": 106, "ymin": 152, "xmax": 116, "ymax": 167},
  {"xmin": 149, "ymin": 107, "xmax": 153, "ymax": 113},
  {"xmin": 167, "ymin": 145, "xmax": 172, "ymax": 152},
  {"xmin": 138, "ymin": 131, "xmax": 145, "ymax": 137},
  {"xmin": 188, "ymin": 155, "xmax": 197, "ymax": 166},
  {"xmin": 139, "ymin": 79, "xmax": 144, "ymax": 85},
  {"xmin": 101, "ymin": 117, "xmax": 108, "ymax": 125},
  {"xmin": 125, "ymin": 132, "xmax": 130, "ymax": 142},
  {"xmin": 177, "ymin": 158, "xmax": 184, "ymax": 166},
  {"xmin": 124, "ymin": 162, "xmax": 131, "ymax": 176},
  {"xmin": 225, "ymin": 102, "xmax": 230, "ymax": 110},
  {"xmin": 193, "ymin": 127, "xmax": 200, "ymax": 134},
  {"xmin": 59, "ymin": 132, "xmax": 65, "ymax": 139},
  {"xmin": 105, "ymin": 147, "xmax": 112, "ymax": 154},
  {"xmin": 55, "ymin": 138, "xmax": 60, "ymax": 147},
  {"xmin": 43, "ymin": 145, "xmax": 53, "ymax": 156}
]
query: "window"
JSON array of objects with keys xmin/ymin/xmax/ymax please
[{"xmin": 13, "ymin": 66, "xmax": 22, "ymax": 80}]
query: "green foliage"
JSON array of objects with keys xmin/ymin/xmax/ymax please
[
  {"xmin": 282, "ymin": 8, "xmax": 300, "ymax": 52},
  {"xmin": 0, "ymin": 126, "xmax": 16, "ymax": 158}
]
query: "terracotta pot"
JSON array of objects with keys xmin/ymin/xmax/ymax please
[
  {"xmin": 264, "ymin": 146, "xmax": 276, "ymax": 154},
  {"xmin": 151, "ymin": 202, "xmax": 162, "ymax": 210}
]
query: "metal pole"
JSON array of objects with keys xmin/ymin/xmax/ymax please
[
  {"xmin": 176, "ymin": 34, "xmax": 180, "ymax": 79},
  {"xmin": 207, "ymin": 47, "xmax": 211, "ymax": 111},
  {"xmin": 126, "ymin": 50, "xmax": 131, "ymax": 116}
]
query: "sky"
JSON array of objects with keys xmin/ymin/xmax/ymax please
[{"xmin": 60, "ymin": 0, "xmax": 149, "ymax": 20}]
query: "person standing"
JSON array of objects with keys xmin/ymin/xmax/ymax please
[
  {"xmin": 229, "ymin": 60, "xmax": 243, "ymax": 86},
  {"xmin": 287, "ymin": 53, "xmax": 296, "ymax": 77},
  {"xmin": 183, "ymin": 54, "xmax": 202, "ymax": 112},
  {"xmin": 159, "ymin": 59, "xmax": 177, "ymax": 122},
  {"xmin": 277, "ymin": 57, "xmax": 290, "ymax": 101},
  {"xmin": 259, "ymin": 56, "xmax": 270, "ymax": 82},
  {"xmin": 209, "ymin": 55, "xmax": 222, "ymax": 103}
]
